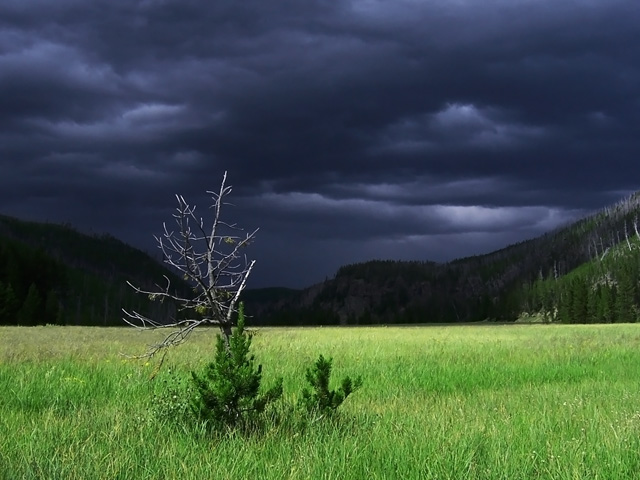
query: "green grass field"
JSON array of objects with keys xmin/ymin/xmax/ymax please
[{"xmin": 2, "ymin": 324, "xmax": 640, "ymax": 479}]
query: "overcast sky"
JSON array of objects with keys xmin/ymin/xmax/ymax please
[{"xmin": 1, "ymin": 0, "xmax": 639, "ymax": 288}]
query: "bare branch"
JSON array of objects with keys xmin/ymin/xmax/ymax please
[{"xmin": 123, "ymin": 171, "xmax": 258, "ymax": 358}]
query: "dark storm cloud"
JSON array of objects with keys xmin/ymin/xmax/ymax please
[{"xmin": 1, "ymin": 0, "xmax": 639, "ymax": 287}]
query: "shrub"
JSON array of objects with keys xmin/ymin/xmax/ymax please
[{"xmin": 300, "ymin": 354, "xmax": 362, "ymax": 418}]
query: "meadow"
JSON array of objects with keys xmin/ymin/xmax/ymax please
[{"xmin": 1, "ymin": 324, "xmax": 640, "ymax": 479}]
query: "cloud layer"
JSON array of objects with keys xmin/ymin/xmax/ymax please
[{"xmin": 1, "ymin": 0, "xmax": 639, "ymax": 286}]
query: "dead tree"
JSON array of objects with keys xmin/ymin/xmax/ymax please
[
  {"xmin": 123, "ymin": 171, "xmax": 257, "ymax": 357},
  {"xmin": 624, "ymin": 220, "xmax": 632, "ymax": 251}
]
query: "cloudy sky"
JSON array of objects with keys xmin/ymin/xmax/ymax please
[{"xmin": 1, "ymin": 0, "xmax": 639, "ymax": 288}]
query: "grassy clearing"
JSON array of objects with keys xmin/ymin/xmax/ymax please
[{"xmin": 1, "ymin": 324, "xmax": 640, "ymax": 479}]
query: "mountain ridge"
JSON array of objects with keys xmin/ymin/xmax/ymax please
[
  {"xmin": 243, "ymin": 192, "xmax": 640, "ymax": 325},
  {"xmin": 3, "ymin": 190, "xmax": 640, "ymax": 326}
]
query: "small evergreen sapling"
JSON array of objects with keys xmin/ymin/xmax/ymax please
[
  {"xmin": 301, "ymin": 354, "xmax": 362, "ymax": 417},
  {"xmin": 190, "ymin": 304, "xmax": 283, "ymax": 430}
]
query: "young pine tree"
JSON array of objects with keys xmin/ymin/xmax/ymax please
[
  {"xmin": 190, "ymin": 303, "xmax": 283, "ymax": 431},
  {"xmin": 301, "ymin": 354, "xmax": 362, "ymax": 417}
]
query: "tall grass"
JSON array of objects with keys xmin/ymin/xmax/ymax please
[{"xmin": 2, "ymin": 324, "xmax": 640, "ymax": 479}]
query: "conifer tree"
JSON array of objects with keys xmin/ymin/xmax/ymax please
[
  {"xmin": 556, "ymin": 285, "xmax": 572, "ymax": 324},
  {"xmin": 570, "ymin": 279, "xmax": 589, "ymax": 323},
  {"xmin": 190, "ymin": 303, "xmax": 283, "ymax": 430},
  {"xmin": 301, "ymin": 355, "xmax": 362, "ymax": 416},
  {"xmin": 615, "ymin": 272, "xmax": 636, "ymax": 323},
  {"xmin": 540, "ymin": 281, "xmax": 555, "ymax": 322},
  {"xmin": 44, "ymin": 290, "xmax": 60, "ymax": 325},
  {"xmin": 18, "ymin": 283, "xmax": 42, "ymax": 326},
  {"xmin": 600, "ymin": 285, "xmax": 615, "ymax": 323},
  {"xmin": 586, "ymin": 284, "xmax": 599, "ymax": 324},
  {"xmin": 0, "ymin": 282, "xmax": 19, "ymax": 324}
]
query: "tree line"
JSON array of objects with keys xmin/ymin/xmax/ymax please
[
  {"xmin": 0, "ymin": 219, "xmax": 181, "ymax": 326},
  {"xmin": 0, "ymin": 239, "xmax": 64, "ymax": 325}
]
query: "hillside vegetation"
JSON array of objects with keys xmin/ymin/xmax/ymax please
[
  {"xmin": 245, "ymin": 192, "xmax": 640, "ymax": 325},
  {"xmin": 3, "ymin": 191, "xmax": 640, "ymax": 326},
  {"xmin": 0, "ymin": 215, "xmax": 185, "ymax": 326}
]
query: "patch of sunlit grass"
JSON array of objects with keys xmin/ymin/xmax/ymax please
[{"xmin": 1, "ymin": 324, "xmax": 640, "ymax": 479}]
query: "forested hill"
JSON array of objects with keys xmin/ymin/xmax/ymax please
[
  {"xmin": 0, "ymin": 215, "xmax": 185, "ymax": 326},
  {"xmin": 4, "ymin": 190, "xmax": 640, "ymax": 327},
  {"xmin": 244, "ymin": 192, "xmax": 640, "ymax": 325}
]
